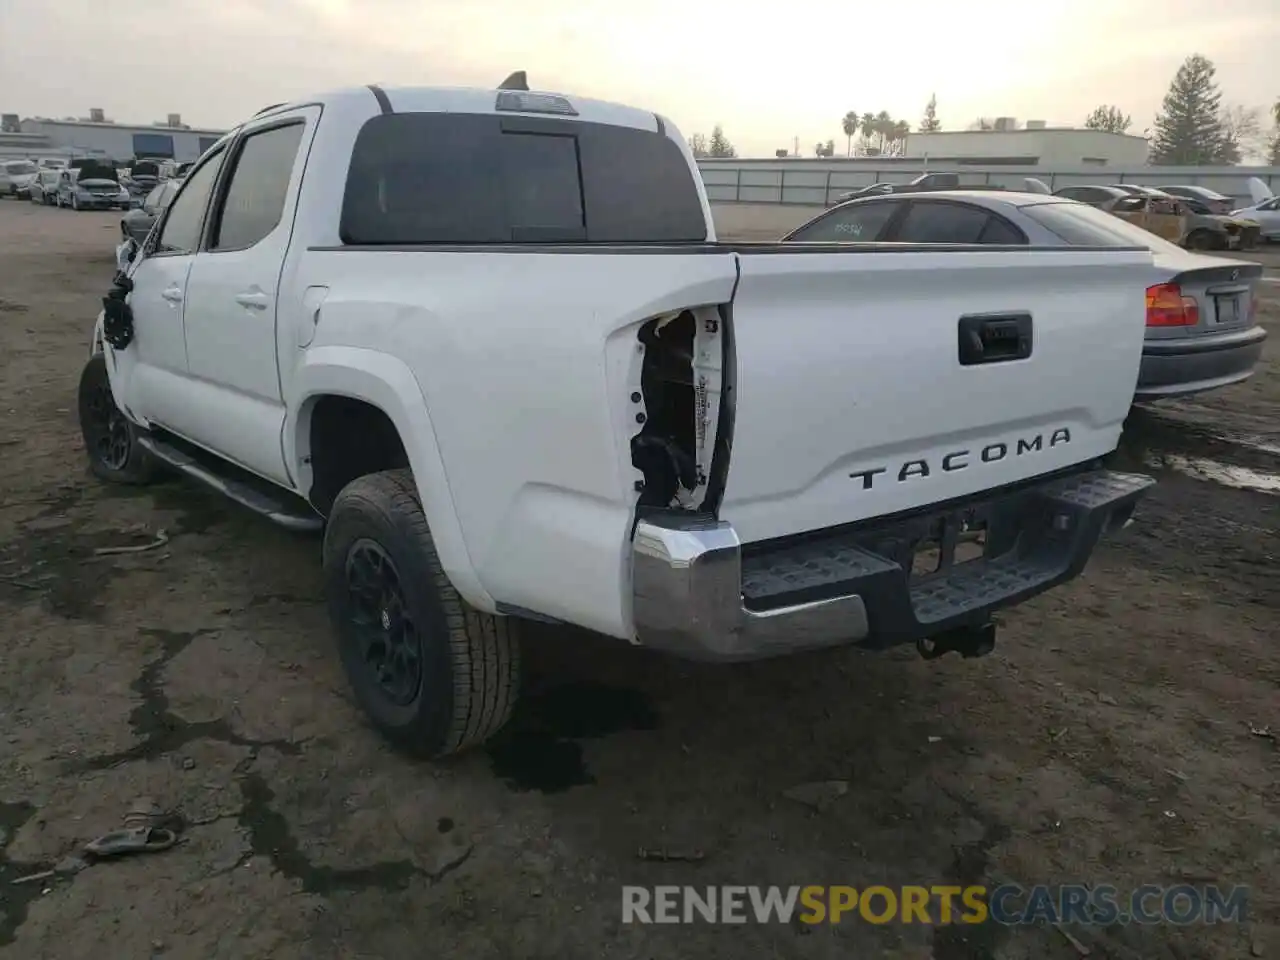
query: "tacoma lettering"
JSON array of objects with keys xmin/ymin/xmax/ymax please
[{"xmin": 849, "ymin": 429, "xmax": 1071, "ymax": 490}]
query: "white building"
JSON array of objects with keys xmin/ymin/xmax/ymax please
[
  {"xmin": 16, "ymin": 111, "xmax": 227, "ymax": 163},
  {"xmin": 903, "ymin": 125, "xmax": 1150, "ymax": 168}
]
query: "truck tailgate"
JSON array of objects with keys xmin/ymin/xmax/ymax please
[{"xmin": 719, "ymin": 247, "xmax": 1153, "ymax": 543}]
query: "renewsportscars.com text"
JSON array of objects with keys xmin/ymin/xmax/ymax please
[{"xmin": 621, "ymin": 884, "xmax": 1248, "ymax": 926}]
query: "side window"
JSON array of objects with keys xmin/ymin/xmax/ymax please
[
  {"xmin": 787, "ymin": 202, "xmax": 898, "ymax": 242},
  {"xmin": 155, "ymin": 149, "xmax": 225, "ymax": 254},
  {"xmin": 1262, "ymin": 198, "xmax": 1280, "ymax": 212},
  {"xmin": 502, "ymin": 133, "xmax": 584, "ymax": 238},
  {"xmin": 977, "ymin": 216, "xmax": 1026, "ymax": 244},
  {"xmin": 894, "ymin": 202, "xmax": 994, "ymax": 243},
  {"xmin": 210, "ymin": 123, "xmax": 305, "ymax": 251}
]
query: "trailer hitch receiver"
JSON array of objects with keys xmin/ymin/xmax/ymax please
[{"xmin": 916, "ymin": 621, "xmax": 996, "ymax": 660}]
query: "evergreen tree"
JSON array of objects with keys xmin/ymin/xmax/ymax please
[
  {"xmin": 707, "ymin": 125, "xmax": 737, "ymax": 159},
  {"xmin": 920, "ymin": 94, "xmax": 941, "ymax": 132},
  {"xmin": 1083, "ymin": 105, "xmax": 1131, "ymax": 134},
  {"xmin": 1149, "ymin": 54, "xmax": 1230, "ymax": 165}
]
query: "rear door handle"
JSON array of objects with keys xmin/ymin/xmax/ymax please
[
  {"xmin": 235, "ymin": 291, "xmax": 269, "ymax": 310},
  {"xmin": 161, "ymin": 286, "xmax": 183, "ymax": 304}
]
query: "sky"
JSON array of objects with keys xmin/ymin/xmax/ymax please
[{"xmin": 2, "ymin": 0, "xmax": 1277, "ymax": 157}]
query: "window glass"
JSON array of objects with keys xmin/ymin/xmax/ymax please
[
  {"xmin": 1020, "ymin": 201, "xmax": 1186, "ymax": 254},
  {"xmin": 340, "ymin": 112, "xmax": 707, "ymax": 244},
  {"xmin": 143, "ymin": 184, "xmax": 166, "ymax": 214},
  {"xmin": 977, "ymin": 215, "xmax": 1026, "ymax": 244},
  {"xmin": 212, "ymin": 123, "xmax": 304, "ymax": 250},
  {"xmin": 786, "ymin": 202, "xmax": 897, "ymax": 242},
  {"xmin": 502, "ymin": 133, "xmax": 583, "ymax": 238},
  {"xmin": 894, "ymin": 202, "xmax": 993, "ymax": 243},
  {"xmin": 155, "ymin": 148, "xmax": 225, "ymax": 254}
]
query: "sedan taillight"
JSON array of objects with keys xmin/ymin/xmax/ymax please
[{"xmin": 1145, "ymin": 283, "xmax": 1199, "ymax": 327}]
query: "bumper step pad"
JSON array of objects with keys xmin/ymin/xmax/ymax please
[{"xmin": 740, "ymin": 470, "xmax": 1155, "ymax": 647}]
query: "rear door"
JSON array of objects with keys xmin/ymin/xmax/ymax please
[
  {"xmin": 175, "ymin": 108, "xmax": 316, "ymax": 485},
  {"xmin": 720, "ymin": 246, "xmax": 1154, "ymax": 544}
]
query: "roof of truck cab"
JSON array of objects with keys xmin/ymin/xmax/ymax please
[{"xmin": 253, "ymin": 85, "xmax": 666, "ymax": 134}]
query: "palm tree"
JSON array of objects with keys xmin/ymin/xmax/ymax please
[
  {"xmin": 890, "ymin": 119, "xmax": 911, "ymax": 156},
  {"xmin": 874, "ymin": 111, "xmax": 892, "ymax": 152},
  {"xmin": 859, "ymin": 112, "xmax": 875, "ymax": 152},
  {"xmin": 841, "ymin": 111, "xmax": 859, "ymax": 156}
]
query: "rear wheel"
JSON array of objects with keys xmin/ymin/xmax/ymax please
[
  {"xmin": 77, "ymin": 355, "xmax": 157, "ymax": 485},
  {"xmin": 323, "ymin": 469, "xmax": 521, "ymax": 758}
]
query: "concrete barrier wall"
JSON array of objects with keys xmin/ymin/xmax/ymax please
[
  {"xmin": 711, "ymin": 203, "xmax": 823, "ymax": 240},
  {"xmin": 699, "ymin": 160, "xmax": 1279, "ymax": 209}
]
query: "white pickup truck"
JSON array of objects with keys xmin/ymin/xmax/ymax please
[{"xmin": 79, "ymin": 79, "xmax": 1156, "ymax": 757}]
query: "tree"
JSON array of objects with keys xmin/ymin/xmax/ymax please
[
  {"xmin": 1149, "ymin": 54, "xmax": 1232, "ymax": 165},
  {"xmin": 887, "ymin": 120, "xmax": 910, "ymax": 156},
  {"xmin": 688, "ymin": 132, "xmax": 708, "ymax": 158},
  {"xmin": 1271, "ymin": 97, "xmax": 1280, "ymax": 165},
  {"xmin": 824, "ymin": 138, "xmax": 835, "ymax": 157},
  {"xmin": 920, "ymin": 94, "xmax": 941, "ymax": 132},
  {"xmin": 968, "ymin": 117, "xmax": 994, "ymax": 131},
  {"xmin": 813, "ymin": 140, "xmax": 836, "ymax": 158},
  {"xmin": 1219, "ymin": 104, "xmax": 1265, "ymax": 163},
  {"xmin": 1083, "ymin": 105, "xmax": 1131, "ymax": 134},
  {"xmin": 707, "ymin": 125, "xmax": 736, "ymax": 158},
  {"xmin": 841, "ymin": 111, "xmax": 859, "ymax": 156},
  {"xmin": 859, "ymin": 112, "xmax": 875, "ymax": 150},
  {"xmin": 872, "ymin": 110, "xmax": 892, "ymax": 152}
]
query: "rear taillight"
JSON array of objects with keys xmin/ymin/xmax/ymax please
[{"xmin": 1145, "ymin": 283, "xmax": 1199, "ymax": 327}]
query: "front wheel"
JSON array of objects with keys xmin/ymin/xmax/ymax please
[
  {"xmin": 323, "ymin": 469, "xmax": 521, "ymax": 758},
  {"xmin": 77, "ymin": 355, "xmax": 158, "ymax": 485}
]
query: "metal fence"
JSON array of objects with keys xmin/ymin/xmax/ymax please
[{"xmin": 696, "ymin": 161, "xmax": 1280, "ymax": 208}]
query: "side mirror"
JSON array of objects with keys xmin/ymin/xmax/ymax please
[{"xmin": 115, "ymin": 237, "xmax": 138, "ymax": 272}]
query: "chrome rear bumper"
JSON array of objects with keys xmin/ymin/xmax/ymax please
[{"xmin": 632, "ymin": 469, "xmax": 1156, "ymax": 663}]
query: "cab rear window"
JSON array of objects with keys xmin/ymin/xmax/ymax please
[{"xmin": 340, "ymin": 112, "xmax": 707, "ymax": 245}]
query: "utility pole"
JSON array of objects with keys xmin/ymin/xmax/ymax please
[{"xmin": 793, "ymin": 135, "xmax": 799, "ymax": 157}]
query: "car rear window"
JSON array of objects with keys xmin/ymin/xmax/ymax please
[
  {"xmin": 1020, "ymin": 201, "xmax": 1185, "ymax": 255},
  {"xmin": 340, "ymin": 112, "xmax": 707, "ymax": 245}
]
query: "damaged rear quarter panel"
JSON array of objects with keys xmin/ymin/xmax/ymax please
[{"xmin": 300, "ymin": 248, "xmax": 737, "ymax": 639}]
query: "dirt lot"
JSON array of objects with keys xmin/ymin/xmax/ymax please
[{"xmin": 0, "ymin": 199, "xmax": 1277, "ymax": 960}]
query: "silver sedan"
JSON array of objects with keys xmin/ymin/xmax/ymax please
[{"xmin": 783, "ymin": 191, "xmax": 1267, "ymax": 401}]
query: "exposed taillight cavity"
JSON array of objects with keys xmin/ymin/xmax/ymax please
[{"xmin": 1145, "ymin": 283, "xmax": 1198, "ymax": 327}]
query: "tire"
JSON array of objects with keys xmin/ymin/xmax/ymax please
[
  {"xmin": 1184, "ymin": 230, "xmax": 1214, "ymax": 251},
  {"xmin": 76, "ymin": 355, "xmax": 158, "ymax": 485},
  {"xmin": 323, "ymin": 469, "xmax": 521, "ymax": 758}
]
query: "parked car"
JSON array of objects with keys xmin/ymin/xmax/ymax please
[
  {"xmin": 784, "ymin": 191, "xmax": 1265, "ymax": 401},
  {"xmin": 1232, "ymin": 195, "xmax": 1280, "ymax": 242},
  {"xmin": 56, "ymin": 164, "xmax": 132, "ymax": 210},
  {"xmin": 80, "ymin": 83, "xmax": 1156, "ymax": 757},
  {"xmin": 1107, "ymin": 184, "xmax": 1175, "ymax": 198},
  {"xmin": 1052, "ymin": 185, "xmax": 1131, "ymax": 207},
  {"xmin": 1, "ymin": 159, "xmax": 39, "ymax": 198},
  {"xmin": 1055, "ymin": 186, "xmax": 1248, "ymax": 250},
  {"xmin": 120, "ymin": 179, "xmax": 181, "ymax": 243},
  {"xmin": 121, "ymin": 160, "xmax": 161, "ymax": 203},
  {"xmin": 28, "ymin": 167, "xmax": 62, "ymax": 205},
  {"xmin": 1158, "ymin": 185, "xmax": 1234, "ymax": 215}
]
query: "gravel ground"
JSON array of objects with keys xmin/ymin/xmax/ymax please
[{"xmin": 0, "ymin": 199, "xmax": 1277, "ymax": 960}]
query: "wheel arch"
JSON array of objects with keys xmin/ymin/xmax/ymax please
[{"xmin": 288, "ymin": 347, "xmax": 492, "ymax": 611}]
